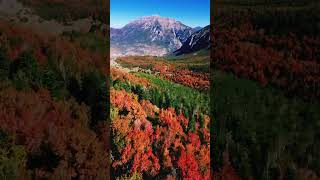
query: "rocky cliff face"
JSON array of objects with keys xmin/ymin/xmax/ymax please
[
  {"xmin": 110, "ymin": 15, "xmax": 194, "ymax": 57},
  {"xmin": 173, "ymin": 25, "xmax": 210, "ymax": 56}
]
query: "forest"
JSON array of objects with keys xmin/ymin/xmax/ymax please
[
  {"xmin": 0, "ymin": 19, "xmax": 109, "ymax": 179},
  {"xmin": 212, "ymin": 1, "xmax": 320, "ymax": 179},
  {"xmin": 110, "ymin": 52, "xmax": 210, "ymax": 179}
]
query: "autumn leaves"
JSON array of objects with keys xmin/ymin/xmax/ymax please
[{"xmin": 110, "ymin": 68, "xmax": 210, "ymax": 179}]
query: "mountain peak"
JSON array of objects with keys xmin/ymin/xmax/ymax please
[
  {"xmin": 139, "ymin": 15, "xmax": 172, "ymax": 20},
  {"xmin": 131, "ymin": 15, "xmax": 180, "ymax": 25},
  {"xmin": 111, "ymin": 15, "xmax": 195, "ymax": 56}
]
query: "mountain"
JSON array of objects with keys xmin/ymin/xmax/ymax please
[
  {"xmin": 110, "ymin": 15, "xmax": 194, "ymax": 57},
  {"xmin": 110, "ymin": 27, "xmax": 122, "ymax": 38},
  {"xmin": 192, "ymin": 26, "xmax": 203, "ymax": 32},
  {"xmin": 173, "ymin": 25, "xmax": 210, "ymax": 56}
]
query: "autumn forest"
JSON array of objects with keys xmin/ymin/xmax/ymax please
[{"xmin": 0, "ymin": 0, "xmax": 319, "ymax": 180}]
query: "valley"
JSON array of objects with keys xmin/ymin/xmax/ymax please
[{"xmin": 110, "ymin": 15, "xmax": 211, "ymax": 179}]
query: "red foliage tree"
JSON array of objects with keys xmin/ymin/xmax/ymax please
[
  {"xmin": 110, "ymin": 88, "xmax": 210, "ymax": 178},
  {"xmin": 0, "ymin": 87, "xmax": 108, "ymax": 179}
]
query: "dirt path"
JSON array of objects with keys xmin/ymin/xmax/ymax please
[{"xmin": 111, "ymin": 57, "xmax": 132, "ymax": 72}]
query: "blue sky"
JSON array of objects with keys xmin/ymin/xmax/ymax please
[{"xmin": 111, "ymin": 0, "xmax": 210, "ymax": 28}]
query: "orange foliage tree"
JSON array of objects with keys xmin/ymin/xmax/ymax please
[
  {"xmin": 110, "ymin": 88, "xmax": 210, "ymax": 179},
  {"xmin": 0, "ymin": 87, "xmax": 108, "ymax": 179}
]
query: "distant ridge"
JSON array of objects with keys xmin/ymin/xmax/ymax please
[
  {"xmin": 193, "ymin": 26, "xmax": 203, "ymax": 32},
  {"xmin": 174, "ymin": 25, "xmax": 210, "ymax": 56}
]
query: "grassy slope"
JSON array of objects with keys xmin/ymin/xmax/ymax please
[
  {"xmin": 166, "ymin": 50, "xmax": 210, "ymax": 73},
  {"xmin": 134, "ymin": 72, "xmax": 209, "ymax": 117},
  {"xmin": 116, "ymin": 50, "xmax": 210, "ymax": 73},
  {"xmin": 137, "ymin": 72, "xmax": 208, "ymax": 104}
]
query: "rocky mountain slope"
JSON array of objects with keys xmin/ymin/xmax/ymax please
[
  {"xmin": 173, "ymin": 25, "xmax": 210, "ymax": 55},
  {"xmin": 110, "ymin": 15, "xmax": 194, "ymax": 57}
]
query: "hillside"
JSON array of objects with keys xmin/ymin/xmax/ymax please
[
  {"xmin": 212, "ymin": 1, "xmax": 320, "ymax": 179},
  {"xmin": 174, "ymin": 25, "xmax": 210, "ymax": 56},
  {"xmin": 110, "ymin": 47, "xmax": 210, "ymax": 178},
  {"xmin": 17, "ymin": 0, "xmax": 108, "ymax": 22},
  {"xmin": 0, "ymin": 3, "xmax": 109, "ymax": 178}
]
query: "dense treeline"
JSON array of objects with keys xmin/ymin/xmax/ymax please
[
  {"xmin": 116, "ymin": 56, "xmax": 210, "ymax": 91},
  {"xmin": 212, "ymin": 1, "xmax": 320, "ymax": 179},
  {"xmin": 212, "ymin": 23, "xmax": 320, "ymax": 100},
  {"xmin": 0, "ymin": 19, "xmax": 109, "ymax": 179},
  {"xmin": 0, "ymin": 87, "xmax": 109, "ymax": 179},
  {"xmin": 110, "ymin": 68, "xmax": 210, "ymax": 179},
  {"xmin": 111, "ymin": 68, "xmax": 209, "ymax": 131},
  {"xmin": 18, "ymin": 0, "xmax": 108, "ymax": 23},
  {"xmin": 215, "ymin": 1, "xmax": 320, "ymax": 36},
  {"xmin": 212, "ymin": 71, "xmax": 320, "ymax": 180}
]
